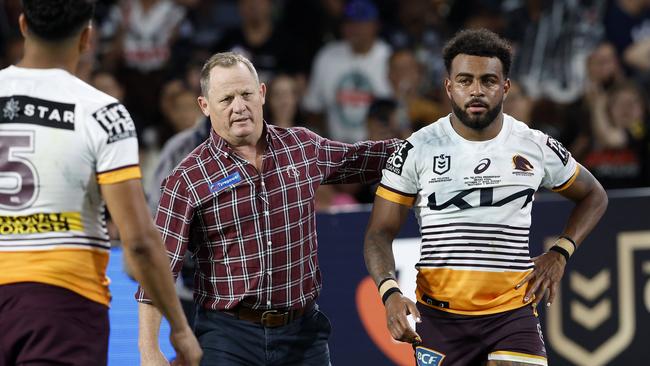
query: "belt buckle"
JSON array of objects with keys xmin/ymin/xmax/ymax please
[{"xmin": 260, "ymin": 309, "xmax": 285, "ymax": 328}]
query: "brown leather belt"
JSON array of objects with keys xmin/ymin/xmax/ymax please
[{"xmin": 223, "ymin": 301, "xmax": 315, "ymax": 328}]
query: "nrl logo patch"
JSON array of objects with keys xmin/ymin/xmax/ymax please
[{"xmin": 433, "ymin": 154, "xmax": 450, "ymax": 175}]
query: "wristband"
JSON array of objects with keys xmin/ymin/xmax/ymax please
[
  {"xmin": 378, "ymin": 278, "xmax": 399, "ymax": 298},
  {"xmin": 381, "ymin": 287, "xmax": 403, "ymax": 304},
  {"xmin": 554, "ymin": 236, "xmax": 576, "ymax": 257},
  {"xmin": 558, "ymin": 235, "xmax": 577, "ymax": 251},
  {"xmin": 549, "ymin": 245, "xmax": 570, "ymax": 262}
]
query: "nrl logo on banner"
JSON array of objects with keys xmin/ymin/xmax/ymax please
[{"xmin": 545, "ymin": 231, "xmax": 650, "ymax": 366}]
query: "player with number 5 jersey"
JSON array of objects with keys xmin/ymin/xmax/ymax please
[
  {"xmin": 0, "ymin": 65, "xmax": 139, "ymax": 305},
  {"xmin": 0, "ymin": 1, "xmax": 201, "ymax": 366}
]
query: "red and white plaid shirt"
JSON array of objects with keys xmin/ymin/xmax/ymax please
[{"xmin": 136, "ymin": 124, "xmax": 400, "ymax": 310}]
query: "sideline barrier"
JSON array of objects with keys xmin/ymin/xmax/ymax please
[{"xmin": 108, "ymin": 189, "xmax": 650, "ymax": 365}]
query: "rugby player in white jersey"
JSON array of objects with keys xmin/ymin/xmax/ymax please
[
  {"xmin": 364, "ymin": 29, "xmax": 608, "ymax": 366},
  {"xmin": 0, "ymin": 1, "xmax": 201, "ymax": 365}
]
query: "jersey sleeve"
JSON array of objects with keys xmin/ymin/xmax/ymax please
[
  {"xmin": 89, "ymin": 102, "xmax": 141, "ymax": 184},
  {"xmin": 539, "ymin": 134, "xmax": 579, "ymax": 191},
  {"xmin": 376, "ymin": 139, "xmax": 419, "ymax": 206}
]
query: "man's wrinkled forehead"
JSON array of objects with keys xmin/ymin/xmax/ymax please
[{"xmin": 208, "ymin": 65, "xmax": 258, "ymax": 93}]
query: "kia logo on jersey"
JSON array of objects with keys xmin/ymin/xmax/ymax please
[{"xmin": 474, "ymin": 158, "xmax": 491, "ymax": 174}]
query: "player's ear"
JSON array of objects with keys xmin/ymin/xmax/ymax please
[
  {"xmin": 79, "ymin": 22, "xmax": 93, "ymax": 53},
  {"xmin": 444, "ymin": 78, "xmax": 452, "ymax": 99},
  {"xmin": 18, "ymin": 14, "xmax": 28, "ymax": 37}
]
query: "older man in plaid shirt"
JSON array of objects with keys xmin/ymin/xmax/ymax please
[{"xmin": 136, "ymin": 52, "xmax": 400, "ymax": 365}]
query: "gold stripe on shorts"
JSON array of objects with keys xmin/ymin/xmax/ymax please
[{"xmin": 488, "ymin": 351, "xmax": 547, "ymax": 365}]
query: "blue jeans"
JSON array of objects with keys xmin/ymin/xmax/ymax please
[{"xmin": 194, "ymin": 305, "xmax": 332, "ymax": 366}]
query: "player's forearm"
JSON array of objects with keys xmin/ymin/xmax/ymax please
[
  {"xmin": 125, "ymin": 234, "xmax": 188, "ymax": 332},
  {"xmin": 138, "ymin": 302, "xmax": 164, "ymax": 349},
  {"xmin": 364, "ymin": 229, "xmax": 398, "ymax": 284}
]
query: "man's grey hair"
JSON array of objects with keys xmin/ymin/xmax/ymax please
[{"xmin": 199, "ymin": 52, "xmax": 260, "ymax": 98}]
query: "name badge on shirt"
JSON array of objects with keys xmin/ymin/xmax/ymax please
[{"xmin": 210, "ymin": 172, "xmax": 242, "ymax": 193}]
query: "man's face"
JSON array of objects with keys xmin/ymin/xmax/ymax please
[
  {"xmin": 389, "ymin": 51, "xmax": 420, "ymax": 95},
  {"xmin": 587, "ymin": 43, "xmax": 622, "ymax": 88},
  {"xmin": 445, "ymin": 54, "xmax": 509, "ymax": 130},
  {"xmin": 342, "ymin": 20, "xmax": 377, "ymax": 51},
  {"xmin": 198, "ymin": 63, "xmax": 266, "ymax": 143},
  {"xmin": 239, "ymin": 0, "xmax": 271, "ymax": 24}
]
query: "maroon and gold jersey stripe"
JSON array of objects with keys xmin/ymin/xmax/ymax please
[
  {"xmin": 376, "ymin": 184, "xmax": 416, "ymax": 206},
  {"xmin": 552, "ymin": 165, "xmax": 580, "ymax": 192},
  {"xmin": 416, "ymin": 267, "xmax": 533, "ymax": 315},
  {"xmin": 0, "ymin": 249, "xmax": 111, "ymax": 306},
  {"xmin": 97, "ymin": 165, "xmax": 142, "ymax": 185}
]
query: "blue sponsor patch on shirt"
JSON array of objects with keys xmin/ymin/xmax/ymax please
[
  {"xmin": 416, "ymin": 346, "xmax": 445, "ymax": 366},
  {"xmin": 210, "ymin": 172, "xmax": 241, "ymax": 193}
]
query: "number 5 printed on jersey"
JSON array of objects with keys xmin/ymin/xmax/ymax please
[{"xmin": 0, "ymin": 131, "xmax": 38, "ymax": 209}]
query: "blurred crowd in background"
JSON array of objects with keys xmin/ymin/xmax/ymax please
[{"xmin": 1, "ymin": 0, "xmax": 649, "ymax": 212}]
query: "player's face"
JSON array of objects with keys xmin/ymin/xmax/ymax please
[
  {"xmin": 198, "ymin": 63, "xmax": 266, "ymax": 144},
  {"xmin": 445, "ymin": 54, "xmax": 510, "ymax": 130}
]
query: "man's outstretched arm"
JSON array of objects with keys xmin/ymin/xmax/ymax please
[{"xmin": 364, "ymin": 195, "xmax": 421, "ymax": 344}]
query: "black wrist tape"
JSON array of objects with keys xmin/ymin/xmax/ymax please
[
  {"xmin": 381, "ymin": 287, "xmax": 402, "ymax": 304},
  {"xmin": 558, "ymin": 235, "xmax": 577, "ymax": 250},
  {"xmin": 549, "ymin": 245, "xmax": 570, "ymax": 262}
]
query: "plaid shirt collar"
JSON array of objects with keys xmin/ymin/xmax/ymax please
[{"xmin": 207, "ymin": 120, "xmax": 274, "ymax": 159}]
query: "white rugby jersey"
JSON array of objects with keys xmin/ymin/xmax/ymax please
[
  {"xmin": 0, "ymin": 66, "xmax": 141, "ymax": 306},
  {"xmin": 377, "ymin": 114, "xmax": 578, "ymax": 315}
]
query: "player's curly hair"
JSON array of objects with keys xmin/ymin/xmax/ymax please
[
  {"xmin": 442, "ymin": 29, "xmax": 513, "ymax": 77},
  {"xmin": 22, "ymin": 0, "xmax": 95, "ymax": 41}
]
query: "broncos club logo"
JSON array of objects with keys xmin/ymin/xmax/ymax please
[{"xmin": 513, "ymin": 154, "xmax": 534, "ymax": 172}]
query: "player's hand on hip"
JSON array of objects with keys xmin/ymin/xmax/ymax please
[
  {"xmin": 384, "ymin": 293, "xmax": 422, "ymax": 345},
  {"xmin": 515, "ymin": 250, "xmax": 567, "ymax": 307},
  {"xmin": 140, "ymin": 347, "xmax": 171, "ymax": 366},
  {"xmin": 169, "ymin": 326, "xmax": 203, "ymax": 366}
]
